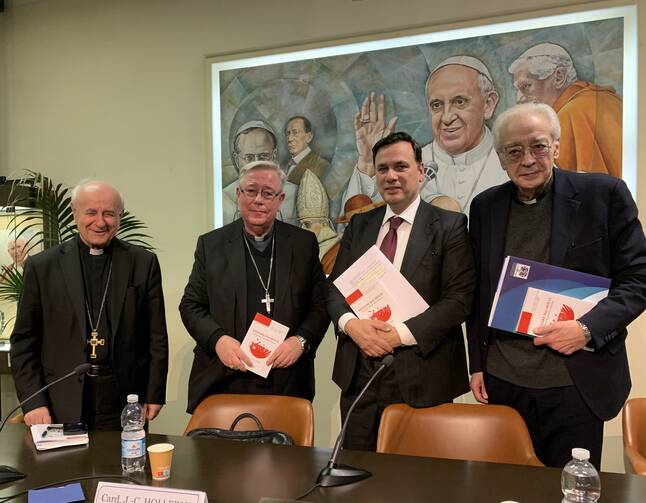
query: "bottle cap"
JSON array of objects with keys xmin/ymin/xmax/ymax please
[
  {"xmin": 127, "ymin": 394, "xmax": 139, "ymax": 403},
  {"xmin": 572, "ymin": 448, "xmax": 590, "ymax": 460}
]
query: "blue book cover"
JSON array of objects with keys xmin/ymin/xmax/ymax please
[
  {"xmin": 488, "ymin": 256, "xmax": 611, "ymax": 335},
  {"xmin": 28, "ymin": 483, "xmax": 84, "ymax": 503}
]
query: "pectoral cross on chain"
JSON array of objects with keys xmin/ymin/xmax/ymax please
[
  {"xmin": 88, "ymin": 330, "xmax": 105, "ymax": 359},
  {"xmin": 261, "ymin": 292, "xmax": 274, "ymax": 314}
]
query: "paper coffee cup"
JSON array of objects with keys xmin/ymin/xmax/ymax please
[{"xmin": 147, "ymin": 443, "xmax": 174, "ymax": 480}]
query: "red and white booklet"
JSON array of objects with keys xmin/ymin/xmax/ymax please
[
  {"xmin": 241, "ymin": 313, "xmax": 289, "ymax": 378},
  {"xmin": 517, "ymin": 287, "xmax": 596, "ymax": 336},
  {"xmin": 333, "ymin": 245, "xmax": 429, "ymax": 323}
]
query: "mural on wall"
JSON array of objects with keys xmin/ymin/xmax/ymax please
[{"xmin": 214, "ymin": 15, "xmax": 625, "ymax": 273}]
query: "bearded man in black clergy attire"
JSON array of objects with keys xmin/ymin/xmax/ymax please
[
  {"xmin": 10, "ymin": 180, "xmax": 169, "ymax": 430},
  {"xmin": 327, "ymin": 132, "xmax": 476, "ymax": 451},
  {"xmin": 180, "ymin": 161, "xmax": 329, "ymax": 414}
]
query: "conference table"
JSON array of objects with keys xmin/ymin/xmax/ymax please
[{"xmin": 1, "ymin": 424, "xmax": 646, "ymax": 502}]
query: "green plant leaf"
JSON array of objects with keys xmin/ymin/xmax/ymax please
[{"xmin": 0, "ymin": 266, "xmax": 24, "ymax": 303}]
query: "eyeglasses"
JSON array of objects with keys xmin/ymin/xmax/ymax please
[
  {"xmin": 501, "ymin": 142, "xmax": 552, "ymax": 163},
  {"xmin": 239, "ymin": 187, "xmax": 282, "ymax": 201},
  {"xmin": 237, "ymin": 152, "xmax": 275, "ymax": 164}
]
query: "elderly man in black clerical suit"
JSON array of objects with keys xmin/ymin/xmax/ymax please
[
  {"xmin": 468, "ymin": 103, "xmax": 646, "ymax": 468},
  {"xmin": 10, "ymin": 180, "xmax": 169, "ymax": 430},
  {"xmin": 327, "ymin": 132, "xmax": 476, "ymax": 451},
  {"xmin": 180, "ymin": 161, "xmax": 329, "ymax": 414}
]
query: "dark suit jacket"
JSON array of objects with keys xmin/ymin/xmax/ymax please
[
  {"xmin": 10, "ymin": 238, "xmax": 169, "ymax": 423},
  {"xmin": 327, "ymin": 199, "xmax": 475, "ymax": 407},
  {"xmin": 468, "ymin": 168, "xmax": 646, "ymax": 420},
  {"xmin": 179, "ymin": 219, "xmax": 330, "ymax": 413}
]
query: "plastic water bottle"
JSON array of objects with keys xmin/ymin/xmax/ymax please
[
  {"xmin": 120, "ymin": 394, "xmax": 146, "ymax": 473},
  {"xmin": 561, "ymin": 448, "xmax": 601, "ymax": 502}
]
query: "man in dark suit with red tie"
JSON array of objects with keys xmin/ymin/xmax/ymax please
[{"xmin": 327, "ymin": 132, "xmax": 476, "ymax": 451}]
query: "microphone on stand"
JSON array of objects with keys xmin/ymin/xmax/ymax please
[
  {"xmin": 0, "ymin": 362, "xmax": 91, "ymax": 483},
  {"xmin": 0, "ymin": 362, "xmax": 91, "ymax": 433},
  {"xmin": 317, "ymin": 354, "xmax": 394, "ymax": 487}
]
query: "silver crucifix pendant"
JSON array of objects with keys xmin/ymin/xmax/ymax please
[{"xmin": 261, "ymin": 292, "xmax": 274, "ymax": 313}]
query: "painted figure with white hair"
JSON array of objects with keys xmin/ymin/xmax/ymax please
[
  {"xmin": 342, "ymin": 55, "xmax": 509, "ymax": 216},
  {"xmin": 509, "ymin": 42, "xmax": 622, "ymax": 177},
  {"xmin": 10, "ymin": 179, "xmax": 169, "ymax": 429},
  {"xmin": 7, "ymin": 237, "xmax": 28, "ymax": 269}
]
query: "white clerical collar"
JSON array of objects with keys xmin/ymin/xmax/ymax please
[
  {"xmin": 89, "ymin": 248, "xmax": 105, "ymax": 255},
  {"xmin": 381, "ymin": 196, "xmax": 421, "ymax": 228},
  {"xmin": 432, "ymin": 127, "xmax": 494, "ymax": 165},
  {"xmin": 244, "ymin": 226, "xmax": 274, "ymax": 242},
  {"xmin": 291, "ymin": 146, "xmax": 311, "ymax": 165}
]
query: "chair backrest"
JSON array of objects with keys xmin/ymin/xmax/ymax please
[
  {"xmin": 377, "ymin": 403, "xmax": 543, "ymax": 466},
  {"xmin": 622, "ymin": 397, "xmax": 646, "ymax": 475},
  {"xmin": 183, "ymin": 394, "xmax": 314, "ymax": 447}
]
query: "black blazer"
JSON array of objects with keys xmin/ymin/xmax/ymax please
[
  {"xmin": 327, "ymin": 200, "xmax": 475, "ymax": 407},
  {"xmin": 468, "ymin": 168, "xmax": 646, "ymax": 420},
  {"xmin": 179, "ymin": 219, "xmax": 330, "ymax": 413},
  {"xmin": 10, "ymin": 238, "xmax": 169, "ymax": 423}
]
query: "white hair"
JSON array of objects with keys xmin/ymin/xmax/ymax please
[
  {"xmin": 475, "ymin": 73, "xmax": 496, "ymax": 97},
  {"xmin": 238, "ymin": 161, "xmax": 286, "ymax": 189},
  {"xmin": 509, "ymin": 43, "xmax": 577, "ymax": 86},
  {"xmin": 70, "ymin": 179, "xmax": 125, "ymax": 212},
  {"xmin": 492, "ymin": 103, "xmax": 561, "ymax": 151}
]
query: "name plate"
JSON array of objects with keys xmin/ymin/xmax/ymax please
[{"xmin": 94, "ymin": 482, "xmax": 207, "ymax": 503}]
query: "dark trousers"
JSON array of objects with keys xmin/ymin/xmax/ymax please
[
  {"xmin": 82, "ymin": 374, "xmax": 122, "ymax": 431},
  {"xmin": 485, "ymin": 373, "xmax": 604, "ymax": 469},
  {"xmin": 223, "ymin": 372, "xmax": 275, "ymax": 395},
  {"xmin": 340, "ymin": 356, "xmax": 403, "ymax": 452}
]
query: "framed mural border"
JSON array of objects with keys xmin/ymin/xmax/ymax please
[{"xmin": 207, "ymin": 3, "xmax": 637, "ymax": 229}]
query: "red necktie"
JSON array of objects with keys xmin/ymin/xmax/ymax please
[{"xmin": 380, "ymin": 216, "xmax": 403, "ymax": 263}]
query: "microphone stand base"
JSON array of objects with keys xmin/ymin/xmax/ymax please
[
  {"xmin": 316, "ymin": 464, "xmax": 371, "ymax": 487},
  {"xmin": 0, "ymin": 465, "xmax": 26, "ymax": 484}
]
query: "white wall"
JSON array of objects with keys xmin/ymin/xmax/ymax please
[
  {"xmin": 0, "ymin": 9, "xmax": 7, "ymax": 174},
  {"xmin": 1, "ymin": 0, "xmax": 645, "ymax": 473}
]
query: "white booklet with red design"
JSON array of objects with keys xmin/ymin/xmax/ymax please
[
  {"xmin": 517, "ymin": 287, "xmax": 596, "ymax": 336},
  {"xmin": 333, "ymin": 245, "xmax": 429, "ymax": 323},
  {"xmin": 241, "ymin": 313, "xmax": 289, "ymax": 378}
]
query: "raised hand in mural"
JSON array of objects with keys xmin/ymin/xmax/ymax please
[{"xmin": 354, "ymin": 92, "xmax": 398, "ymax": 176}]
